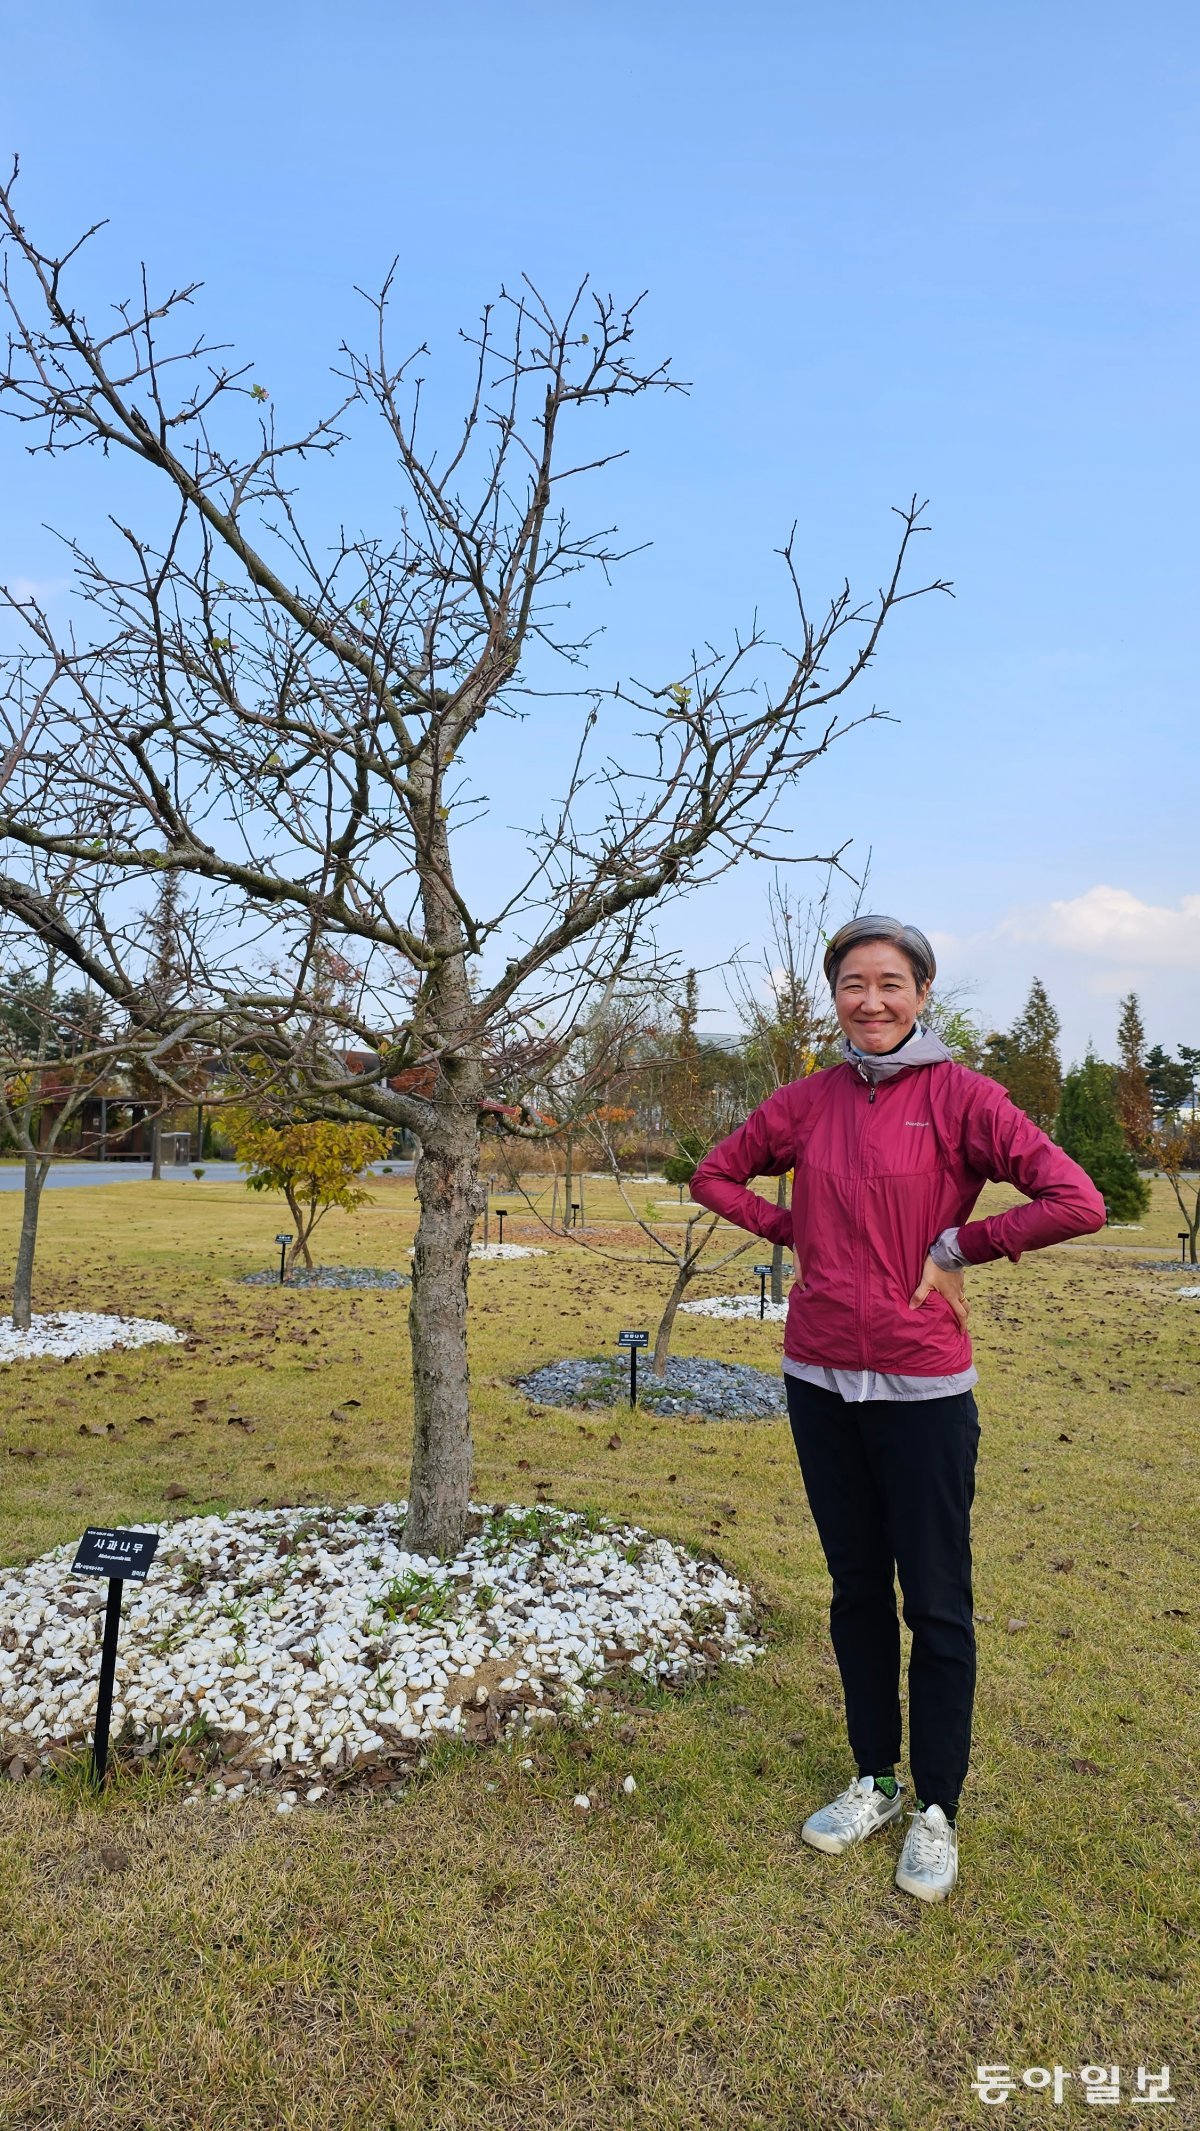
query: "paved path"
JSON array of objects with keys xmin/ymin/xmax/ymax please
[{"xmin": 0, "ymin": 1161, "xmax": 414, "ymax": 1192}]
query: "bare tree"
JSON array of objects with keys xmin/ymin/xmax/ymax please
[
  {"xmin": 0, "ymin": 167, "xmax": 950, "ymax": 1555},
  {"xmin": 0, "ymin": 843, "xmax": 190, "ymax": 1325},
  {"xmin": 726, "ymin": 872, "xmax": 841, "ymax": 1300}
]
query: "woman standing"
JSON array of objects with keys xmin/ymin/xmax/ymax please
[{"xmin": 689, "ymin": 916, "xmax": 1105, "ymax": 1903}]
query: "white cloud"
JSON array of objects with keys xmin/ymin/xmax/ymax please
[{"xmin": 1004, "ymin": 886, "xmax": 1200, "ymax": 970}]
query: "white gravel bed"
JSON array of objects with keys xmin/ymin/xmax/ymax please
[
  {"xmin": 471, "ymin": 1242, "xmax": 547, "ymax": 1260},
  {"xmin": 0, "ymin": 1311, "xmax": 183, "ymax": 1366},
  {"xmin": 1177, "ymin": 1287, "xmax": 1200, "ymax": 1299},
  {"xmin": 681, "ymin": 1293, "xmax": 790, "ymax": 1323},
  {"xmin": 0, "ymin": 1501, "xmax": 763, "ymax": 1800}
]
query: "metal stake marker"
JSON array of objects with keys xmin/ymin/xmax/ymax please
[
  {"xmin": 275, "ymin": 1232, "xmax": 293, "ymax": 1286},
  {"xmin": 754, "ymin": 1262, "xmax": 771, "ymax": 1319},
  {"xmin": 92, "ymin": 1578, "xmax": 124, "ymax": 1787},
  {"xmin": 1181, "ymin": 1233, "xmax": 1190, "ymax": 1265},
  {"xmin": 617, "ymin": 1329, "xmax": 648, "ymax": 1406},
  {"xmin": 70, "ymin": 1528, "xmax": 160, "ymax": 1790},
  {"xmin": 571, "ymin": 1201, "xmax": 581, "ymax": 1228},
  {"xmin": 497, "ymin": 1207, "xmax": 507, "ymax": 1244}
]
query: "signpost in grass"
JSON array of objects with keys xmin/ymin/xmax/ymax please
[
  {"xmin": 496, "ymin": 1207, "xmax": 507, "ymax": 1244},
  {"xmin": 275, "ymin": 1232, "xmax": 293, "ymax": 1286},
  {"xmin": 70, "ymin": 1527, "xmax": 160, "ymax": 1788},
  {"xmin": 754, "ymin": 1263, "xmax": 772, "ymax": 1319},
  {"xmin": 1181, "ymin": 1233, "xmax": 1190, "ymax": 1264},
  {"xmin": 617, "ymin": 1328, "xmax": 649, "ymax": 1406}
]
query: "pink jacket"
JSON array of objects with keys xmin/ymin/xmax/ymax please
[{"xmin": 689, "ymin": 1060, "xmax": 1106, "ymax": 1375}]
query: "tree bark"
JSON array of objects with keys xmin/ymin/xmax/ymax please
[
  {"xmin": 150, "ymin": 1115, "xmax": 163, "ymax": 1181},
  {"xmin": 12, "ymin": 1154, "xmax": 45, "ymax": 1331},
  {"xmin": 652, "ymin": 1258, "xmax": 695, "ymax": 1378},
  {"xmin": 770, "ymin": 1172, "xmax": 789, "ymax": 1303},
  {"xmin": 405, "ymin": 1097, "xmax": 483, "ymax": 1557}
]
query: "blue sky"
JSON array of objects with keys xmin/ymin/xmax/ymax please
[{"xmin": 1, "ymin": 0, "xmax": 1195, "ymax": 1064}]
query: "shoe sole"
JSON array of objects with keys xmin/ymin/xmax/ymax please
[
  {"xmin": 895, "ymin": 1869, "xmax": 957, "ymax": 1902},
  {"xmin": 801, "ymin": 1792, "xmax": 905, "ymax": 1855}
]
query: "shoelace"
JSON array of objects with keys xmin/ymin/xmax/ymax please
[
  {"xmin": 905, "ymin": 1809, "xmax": 950, "ymax": 1869},
  {"xmin": 825, "ymin": 1779, "xmax": 876, "ymax": 1830}
]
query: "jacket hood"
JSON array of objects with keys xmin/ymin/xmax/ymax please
[{"xmin": 839, "ymin": 1022, "xmax": 955, "ymax": 1084}]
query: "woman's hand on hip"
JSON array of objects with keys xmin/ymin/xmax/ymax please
[
  {"xmin": 909, "ymin": 1253, "xmax": 969, "ymax": 1330},
  {"xmin": 792, "ymin": 1249, "xmax": 805, "ymax": 1291}
]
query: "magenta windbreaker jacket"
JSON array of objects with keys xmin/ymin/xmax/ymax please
[{"xmin": 689, "ymin": 1059, "xmax": 1106, "ymax": 1376}]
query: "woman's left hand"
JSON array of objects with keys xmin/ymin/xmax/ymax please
[{"xmin": 909, "ymin": 1253, "xmax": 969, "ymax": 1331}]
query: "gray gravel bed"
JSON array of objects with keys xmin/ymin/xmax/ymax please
[
  {"xmin": 241, "ymin": 1265, "xmax": 410, "ymax": 1290},
  {"xmin": 517, "ymin": 1354, "xmax": 787, "ymax": 1422}
]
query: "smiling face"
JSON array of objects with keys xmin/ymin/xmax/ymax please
[{"xmin": 832, "ymin": 939, "xmax": 932, "ymax": 1053}]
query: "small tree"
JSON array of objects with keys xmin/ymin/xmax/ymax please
[
  {"xmin": 226, "ymin": 1112, "xmax": 390, "ymax": 1270},
  {"xmin": 1152, "ymin": 1127, "xmax": 1199, "ymax": 1265},
  {"xmin": 728, "ymin": 873, "xmax": 839, "ymax": 1299},
  {"xmin": 1146, "ymin": 1044, "xmax": 1195, "ymax": 1125},
  {"xmin": 987, "ymin": 977, "xmax": 1062, "ymax": 1130},
  {"xmin": 1115, "ymin": 992, "xmax": 1153, "ymax": 1153},
  {"xmin": 1056, "ymin": 1050, "xmax": 1149, "ymax": 1222}
]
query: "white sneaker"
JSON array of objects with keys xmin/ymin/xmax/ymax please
[
  {"xmin": 800, "ymin": 1773, "xmax": 906, "ymax": 1856},
  {"xmin": 895, "ymin": 1803, "xmax": 958, "ymax": 1902}
]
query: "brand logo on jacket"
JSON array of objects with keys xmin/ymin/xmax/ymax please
[{"xmin": 905, "ymin": 1121, "xmax": 930, "ymax": 1128}]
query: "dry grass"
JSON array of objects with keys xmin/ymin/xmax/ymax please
[{"xmin": 0, "ymin": 1171, "xmax": 1197, "ymax": 2130}]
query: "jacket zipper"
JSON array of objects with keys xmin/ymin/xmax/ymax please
[{"xmin": 852, "ymin": 1069, "xmax": 877, "ymax": 1365}]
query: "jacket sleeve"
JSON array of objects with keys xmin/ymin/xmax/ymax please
[
  {"xmin": 688, "ymin": 1084, "xmax": 798, "ymax": 1247},
  {"xmin": 954, "ymin": 1077, "xmax": 1107, "ymax": 1266}
]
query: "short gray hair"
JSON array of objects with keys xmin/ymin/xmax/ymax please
[{"xmin": 823, "ymin": 914, "xmax": 937, "ymax": 994}]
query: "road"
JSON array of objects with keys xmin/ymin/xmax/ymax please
[{"xmin": 0, "ymin": 1161, "xmax": 414, "ymax": 1192}]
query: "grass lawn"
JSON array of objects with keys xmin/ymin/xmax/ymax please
[{"xmin": 0, "ymin": 1172, "xmax": 1197, "ymax": 2130}]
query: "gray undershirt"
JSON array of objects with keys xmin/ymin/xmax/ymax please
[{"xmin": 782, "ymin": 1023, "xmax": 977, "ymax": 1405}]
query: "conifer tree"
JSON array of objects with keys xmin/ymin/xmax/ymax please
[
  {"xmin": 1114, "ymin": 992, "xmax": 1152, "ymax": 1152},
  {"xmin": 1057, "ymin": 1049, "xmax": 1149, "ymax": 1220},
  {"xmin": 991, "ymin": 977, "xmax": 1062, "ymax": 1130}
]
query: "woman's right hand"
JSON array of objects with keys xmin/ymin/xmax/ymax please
[{"xmin": 792, "ymin": 1249, "xmax": 805, "ymax": 1291}]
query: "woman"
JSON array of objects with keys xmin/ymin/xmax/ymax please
[{"xmin": 689, "ymin": 915, "xmax": 1105, "ymax": 1903}]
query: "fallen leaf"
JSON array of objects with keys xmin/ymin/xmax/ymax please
[
  {"xmin": 1050, "ymin": 1556, "xmax": 1075, "ymax": 1573},
  {"xmin": 606, "ymin": 1434, "xmax": 622, "ymax": 1451},
  {"xmin": 163, "ymin": 1482, "xmax": 190, "ymax": 1502},
  {"xmin": 516, "ymin": 1458, "xmax": 531, "ymax": 1471},
  {"xmin": 1057, "ymin": 1432, "xmax": 1072, "ymax": 1443},
  {"xmin": 1006, "ymin": 1617, "xmax": 1028, "ymax": 1633},
  {"xmin": 132, "ymin": 1415, "xmax": 156, "ymax": 1427},
  {"xmin": 227, "ymin": 1416, "xmax": 255, "ymax": 1433},
  {"xmin": 77, "ymin": 1423, "xmax": 111, "ymax": 1437},
  {"xmin": 1068, "ymin": 1757, "xmax": 1106, "ymax": 1776},
  {"xmin": 7, "ymin": 1446, "xmax": 40, "ymax": 1461},
  {"xmin": 99, "ymin": 1846, "xmax": 130, "ymax": 1873}
]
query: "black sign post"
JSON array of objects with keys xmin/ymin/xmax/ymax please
[
  {"xmin": 496, "ymin": 1207, "xmax": 507, "ymax": 1244},
  {"xmin": 617, "ymin": 1328, "xmax": 649, "ymax": 1407},
  {"xmin": 71, "ymin": 1528, "xmax": 160, "ymax": 1789},
  {"xmin": 1180, "ymin": 1233, "xmax": 1190, "ymax": 1265},
  {"xmin": 275, "ymin": 1232, "xmax": 293, "ymax": 1286},
  {"xmin": 754, "ymin": 1263, "xmax": 771, "ymax": 1320}
]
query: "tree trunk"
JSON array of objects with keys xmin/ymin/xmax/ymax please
[
  {"xmin": 150, "ymin": 1115, "xmax": 163, "ymax": 1181},
  {"xmin": 652, "ymin": 1258, "xmax": 694, "ymax": 1378},
  {"xmin": 404, "ymin": 1100, "xmax": 483, "ymax": 1558},
  {"xmin": 12, "ymin": 1154, "xmax": 44, "ymax": 1331},
  {"xmin": 563, "ymin": 1134, "xmax": 574, "ymax": 1232},
  {"xmin": 770, "ymin": 1172, "xmax": 788, "ymax": 1303}
]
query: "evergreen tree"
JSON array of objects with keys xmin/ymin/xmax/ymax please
[
  {"xmin": 989, "ymin": 977, "xmax": 1062, "ymax": 1130},
  {"xmin": 1145, "ymin": 1043, "xmax": 1193, "ymax": 1121},
  {"xmin": 1057, "ymin": 1049, "xmax": 1149, "ymax": 1220},
  {"xmin": 1114, "ymin": 992, "xmax": 1153, "ymax": 1151}
]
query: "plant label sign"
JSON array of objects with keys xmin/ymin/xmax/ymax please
[
  {"xmin": 72, "ymin": 1527, "xmax": 160, "ymax": 1582},
  {"xmin": 70, "ymin": 1529, "xmax": 160, "ymax": 1789},
  {"xmin": 617, "ymin": 1330, "xmax": 648, "ymax": 1348},
  {"xmin": 753, "ymin": 1263, "xmax": 772, "ymax": 1276}
]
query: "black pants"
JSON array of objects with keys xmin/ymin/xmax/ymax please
[{"xmin": 784, "ymin": 1376, "xmax": 981, "ymax": 1811}]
